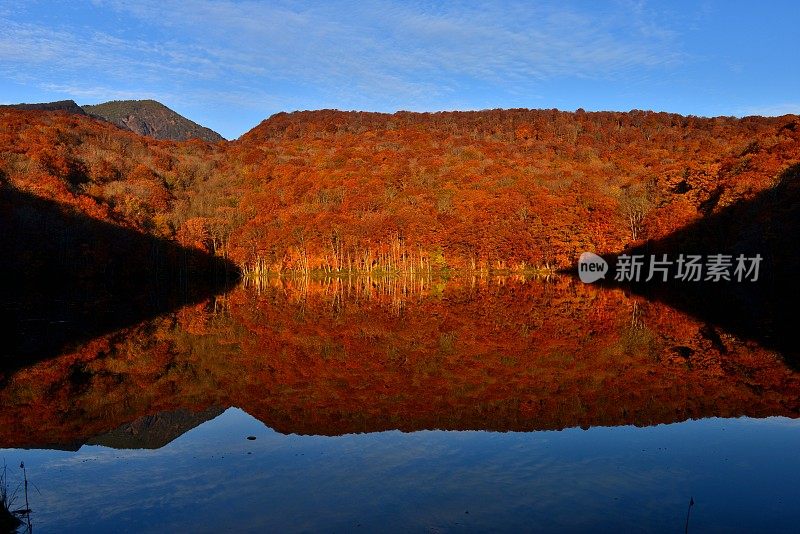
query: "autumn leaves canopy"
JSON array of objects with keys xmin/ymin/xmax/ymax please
[{"xmin": 1, "ymin": 106, "xmax": 798, "ymax": 276}]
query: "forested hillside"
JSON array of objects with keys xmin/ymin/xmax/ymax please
[{"xmin": 2, "ymin": 107, "xmax": 798, "ymax": 276}]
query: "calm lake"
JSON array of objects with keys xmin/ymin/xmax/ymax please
[{"xmin": 2, "ymin": 276, "xmax": 799, "ymax": 532}]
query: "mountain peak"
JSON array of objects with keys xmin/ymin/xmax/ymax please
[{"xmin": 82, "ymin": 99, "xmax": 224, "ymax": 142}]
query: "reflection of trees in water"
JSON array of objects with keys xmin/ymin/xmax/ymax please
[
  {"xmin": 242, "ymin": 273, "xmax": 557, "ymax": 316},
  {"xmin": 0, "ymin": 277, "xmax": 798, "ymax": 449},
  {"xmin": 244, "ymin": 273, "xmax": 437, "ymax": 316}
]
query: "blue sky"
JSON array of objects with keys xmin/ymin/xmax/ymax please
[{"xmin": 1, "ymin": 1, "xmax": 798, "ymax": 139}]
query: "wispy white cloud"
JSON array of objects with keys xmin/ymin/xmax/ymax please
[
  {"xmin": 0, "ymin": 20, "xmax": 217, "ymax": 79},
  {"xmin": 38, "ymin": 83, "xmax": 165, "ymax": 102},
  {"xmin": 738, "ymin": 103, "xmax": 800, "ymax": 117},
  {"xmin": 178, "ymin": 1, "xmax": 674, "ymax": 79},
  {"xmin": 0, "ymin": 0, "xmax": 686, "ymax": 135}
]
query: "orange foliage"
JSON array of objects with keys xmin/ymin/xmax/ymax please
[{"xmin": 2, "ymin": 107, "xmax": 799, "ymax": 274}]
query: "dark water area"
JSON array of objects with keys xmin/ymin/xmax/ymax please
[{"xmin": 2, "ymin": 276, "xmax": 799, "ymax": 532}]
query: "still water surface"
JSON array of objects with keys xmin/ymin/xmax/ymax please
[{"xmin": 2, "ymin": 277, "xmax": 799, "ymax": 532}]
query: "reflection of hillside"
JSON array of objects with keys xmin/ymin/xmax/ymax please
[
  {"xmin": 86, "ymin": 406, "xmax": 225, "ymax": 450},
  {"xmin": 0, "ymin": 277, "xmax": 798, "ymax": 448}
]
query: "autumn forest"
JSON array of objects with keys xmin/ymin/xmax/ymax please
[{"xmin": 2, "ymin": 106, "xmax": 798, "ymax": 279}]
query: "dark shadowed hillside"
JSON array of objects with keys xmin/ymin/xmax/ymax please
[
  {"xmin": 0, "ymin": 181, "xmax": 239, "ymax": 374},
  {"xmin": 83, "ymin": 99, "xmax": 224, "ymax": 142}
]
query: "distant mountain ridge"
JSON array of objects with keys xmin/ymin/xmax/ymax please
[
  {"xmin": 83, "ymin": 99, "xmax": 224, "ymax": 142},
  {"xmin": 2, "ymin": 98, "xmax": 223, "ymax": 142},
  {"xmin": 1, "ymin": 99, "xmax": 87, "ymax": 114}
]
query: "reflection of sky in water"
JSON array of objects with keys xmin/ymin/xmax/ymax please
[{"xmin": 3, "ymin": 410, "xmax": 800, "ymax": 533}]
